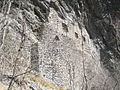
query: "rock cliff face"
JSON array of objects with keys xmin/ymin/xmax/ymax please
[{"xmin": 0, "ymin": 0, "xmax": 120, "ymax": 90}]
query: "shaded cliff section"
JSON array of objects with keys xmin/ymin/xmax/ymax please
[{"xmin": 83, "ymin": 0, "xmax": 120, "ymax": 79}]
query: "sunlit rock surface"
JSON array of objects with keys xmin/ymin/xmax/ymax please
[{"xmin": 0, "ymin": 0, "xmax": 120, "ymax": 90}]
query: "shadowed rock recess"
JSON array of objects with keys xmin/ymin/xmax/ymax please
[{"xmin": 0, "ymin": 0, "xmax": 120, "ymax": 90}]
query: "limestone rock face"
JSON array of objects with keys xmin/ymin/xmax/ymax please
[{"xmin": 0, "ymin": 0, "xmax": 120, "ymax": 90}]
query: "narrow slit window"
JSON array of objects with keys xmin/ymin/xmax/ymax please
[
  {"xmin": 62, "ymin": 23, "xmax": 68, "ymax": 32},
  {"xmin": 75, "ymin": 32, "xmax": 78, "ymax": 38}
]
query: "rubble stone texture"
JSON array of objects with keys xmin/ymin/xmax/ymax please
[{"xmin": 0, "ymin": 0, "xmax": 120, "ymax": 90}]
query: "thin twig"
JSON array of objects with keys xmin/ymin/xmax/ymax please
[
  {"xmin": 6, "ymin": 0, "xmax": 12, "ymax": 15},
  {"xmin": 0, "ymin": 20, "xmax": 9, "ymax": 50}
]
